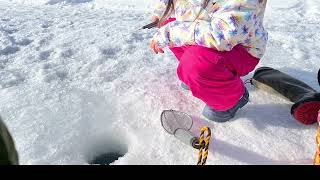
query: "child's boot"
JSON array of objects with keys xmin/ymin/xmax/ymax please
[
  {"xmin": 202, "ymin": 88, "xmax": 249, "ymax": 122},
  {"xmin": 181, "ymin": 82, "xmax": 190, "ymax": 90}
]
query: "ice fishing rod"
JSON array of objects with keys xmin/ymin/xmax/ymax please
[
  {"xmin": 140, "ymin": 19, "xmax": 159, "ymax": 30},
  {"xmin": 118, "ymin": 19, "xmax": 159, "ymax": 39}
]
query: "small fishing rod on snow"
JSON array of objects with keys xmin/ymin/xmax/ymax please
[
  {"xmin": 140, "ymin": 17, "xmax": 177, "ymax": 30},
  {"xmin": 117, "ymin": 19, "xmax": 159, "ymax": 40}
]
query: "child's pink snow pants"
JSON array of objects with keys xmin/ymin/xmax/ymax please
[
  {"xmin": 160, "ymin": 18, "xmax": 259, "ymax": 111},
  {"xmin": 170, "ymin": 45, "xmax": 259, "ymax": 111}
]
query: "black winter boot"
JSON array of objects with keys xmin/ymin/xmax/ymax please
[{"xmin": 252, "ymin": 67, "xmax": 320, "ymax": 125}]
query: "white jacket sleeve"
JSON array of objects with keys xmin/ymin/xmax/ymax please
[
  {"xmin": 153, "ymin": 4, "xmax": 259, "ymax": 52},
  {"xmin": 153, "ymin": 0, "xmax": 169, "ymax": 18}
]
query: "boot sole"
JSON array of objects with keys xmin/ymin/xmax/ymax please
[{"xmin": 292, "ymin": 101, "xmax": 320, "ymax": 125}]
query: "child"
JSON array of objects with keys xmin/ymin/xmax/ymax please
[{"xmin": 150, "ymin": 0, "xmax": 268, "ymax": 122}]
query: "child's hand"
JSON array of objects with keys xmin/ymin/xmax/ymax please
[
  {"xmin": 150, "ymin": 39, "xmax": 164, "ymax": 54},
  {"xmin": 151, "ymin": 15, "xmax": 160, "ymax": 22},
  {"xmin": 151, "ymin": 15, "xmax": 161, "ymax": 28}
]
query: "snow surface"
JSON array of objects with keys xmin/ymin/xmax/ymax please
[{"xmin": 0, "ymin": 0, "xmax": 319, "ymax": 165}]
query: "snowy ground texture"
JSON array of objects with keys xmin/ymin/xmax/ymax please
[{"xmin": 0, "ymin": 0, "xmax": 320, "ymax": 165}]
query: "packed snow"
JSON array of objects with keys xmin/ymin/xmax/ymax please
[{"xmin": 0, "ymin": 0, "xmax": 319, "ymax": 165}]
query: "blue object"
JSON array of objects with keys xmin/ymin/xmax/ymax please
[
  {"xmin": 202, "ymin": 88, "xmax": 249, "ymax": 122},
  {"xmin": 181, "ymin": 82, "xmax": 190, "ymax": 90}
]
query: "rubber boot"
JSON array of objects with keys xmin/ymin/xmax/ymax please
[{"xmin": 252, "ymin": 67, "xmax": 320, "ymax": 125}]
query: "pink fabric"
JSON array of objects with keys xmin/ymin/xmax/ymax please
[
  {"xmin": 170, "ymin": 45, "xmax": 259, "ymax": 111},
  {"xmin": 160, "ymin": 18, "xmax": 259, "ymax": 111},
  {"xmin": 160, "ymin": 18, "xmax": 176, "ymax": 27}
]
